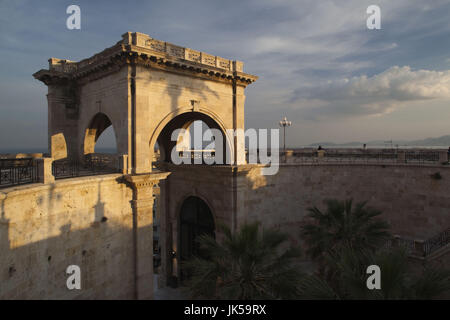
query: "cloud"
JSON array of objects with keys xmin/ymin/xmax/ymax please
[
  {"xmin": 294, "ymin": 66, "xmax": 450, "ymax": 119},
  {"xmin": 2, "ymin": 0, "xmax": 450, "ymax": 147}
]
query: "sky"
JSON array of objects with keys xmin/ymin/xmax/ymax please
[{"xmin": 1, "ymin": 0, "xmax": 450, "ymax": 151}]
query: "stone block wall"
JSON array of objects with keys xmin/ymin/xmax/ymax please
[
  {"xmin": 1, "ymin": 162, "xmax": 449, "ymax": 299},
  {"xmin": 0, "ymin": 174, "xmax": 135, "ymax": 299},
  {"xmin": 242, "ymin": 163, "xmax": 450, "ymax": 247}
]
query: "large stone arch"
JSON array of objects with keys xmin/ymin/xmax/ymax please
[{"xmin": 149, "ymin": 107, "xmax": 233, "ymax": 165}]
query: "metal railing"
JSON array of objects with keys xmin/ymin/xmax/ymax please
[
  {"xmin": 52, "ymin": 155, "xmax": 120, "ymax": 179},
  {"xmin": 405, "ymin": 151, "xmax": 440, "ymax": 163},
  {"xmin": 385, "ymin": 236, "xmax": 415, "ymax": 255},
  {"xmin": 323, "ymin": 152, "xmax": 398, "ymax": 162},
  {"xmin": 0, "ymin": 158, "xmax": 39, "ymax": 188},
  {"xmin": 423, "ymin": 228, "xmax": 450, "ymax": 256},
  {"xmin": 279, "ymin": 149, "xmax": 444, "ymax": 164},
  {"xmin": 280, "ymin": 151, "xmax": 399, "ymax": 164},
  {"xmin": 386, "ymin": 228, "xmax": 450, "ymax": 258},
  {"xmin": 177, "ymin": 150, "xmax": 217, "ymax": 164}
]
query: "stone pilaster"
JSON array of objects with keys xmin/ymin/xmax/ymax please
[
  {"xmin": 125, "ymin": 171, "xmax": 170, "ymax": 300},
  {"xmin": 118, "ymin": 154, "xmax": 129, "ymax": 174},
  {"xmin": 157, "ymin": 178, "xmax": 171, "ymax": 288},
  {"xmin": 36, "ymin": 157, "xmax": 55, "ymax": 184}
]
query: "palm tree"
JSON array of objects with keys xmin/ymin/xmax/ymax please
[
  {"xmin": 300, "ymin": 199, "xmax": 391, "ymax": 262},
  {"xmin": 298, "ymin": 246, "xmax": 450, "ymax": 299},
  {"xmin": 182, "ymin": 222, "xmax": 303, "ymax": 299},
  {"xmin": 299, "ymin": 199, "xmax": 450, "ymax": 299}
]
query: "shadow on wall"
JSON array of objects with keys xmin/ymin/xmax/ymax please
[
  {"xmin": 240, "ymin": 164, "xmax": 450, "ymax": 266},
  {"xmin": 162, "ymin": 73, "xmax": 220, "ymax": 114},
  {"xmin": 149, "ymin": 76, "xmax": 223, "ymax": 162},
  {"xmin": 0, "ymin": 177, "xmax": 143, "ymax": 300}
]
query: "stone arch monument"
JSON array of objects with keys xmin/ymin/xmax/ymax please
[
  {"xmin": 34, "ymin": 31, "xmax": 257, "ymax": 170},
  {"xmin": 33, "ymin": 32, "xmax": 258, "ymax": 292}
]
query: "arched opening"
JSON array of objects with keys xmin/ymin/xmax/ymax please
[
  {"xmin": 83, "ymin": 112, "xmax": 117, "ymax": 155},
  {"xmin": 82, "ymin": 112, "xmax": 118, "ymax": 170},
  {"xmin": 186, "ymin": 120, "xmax": 215, "ymax": 150},
  {"xmin": 152, "ymin": 111, "xmax": 231, "ymax": 166},
  {"xmin": 94, "ymin": 126, "xmax": 117, "ymax": 154},
  {"xmin": 179, "ymin": 196, "xmax": 215, "ymax": 281}
]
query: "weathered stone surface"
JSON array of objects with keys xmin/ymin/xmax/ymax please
[
  {"xmin": 3, "ymin": 32, "xmax": 446, "ymax": 300},
  {"xmin": 33, "ymin": 32, "xmax": 257, "ymax": 174},
  {"xmin": 0, "ymin": 174, "xmax": 134, "ymax": 299},
  {"xmin": 242, "ymin": 164, "xmax": 450, "ymax": 245},
  {"xmin": 1, "ymin": 162, "xmax": 450, "ymax": 298}
]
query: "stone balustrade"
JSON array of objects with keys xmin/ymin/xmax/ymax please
[
  {"xmin": 121, "ymin": 32, "xmax": 243, "ymax": 72},
  {"xmin": 48, "ymin": 32, "xmax": 244, "ymax": 74},
  {"xmin": 48, "ymin": 57, "xmax": 78, "ymax": 72}
]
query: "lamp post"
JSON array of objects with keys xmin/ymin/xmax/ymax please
[{"xmin": 279, "ymin": 116, "xmax": 292, "ymax": 153}]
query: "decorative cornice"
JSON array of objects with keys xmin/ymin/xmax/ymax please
[
  {"xmin": 33, "ymin": 69, "xmax": 71, "ymax": 85},
  {"xmin": 33, "ymin": 32, "xmax": 258, "ymax": 87},
  {"xmin": 124, "ymin": 171, "xmax": 171, "ymax": 189}
]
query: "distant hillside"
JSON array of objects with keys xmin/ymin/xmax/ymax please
[{"xmin": 308, "ymin": 135, "xmax": 450, "ymax": 147}]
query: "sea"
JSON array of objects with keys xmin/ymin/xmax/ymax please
[{"xmin": 0, "ymin": 148, "xmax": 117, "ymax": 154}]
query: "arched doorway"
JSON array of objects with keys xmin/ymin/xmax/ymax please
[{"xmin": 179, "ymin": 196, "xmax": 215, "ymax": 280}]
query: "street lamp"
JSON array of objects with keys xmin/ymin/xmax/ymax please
[{"xmin": 279, "ymin": 116, "xmax": 292, "ymax": 153}]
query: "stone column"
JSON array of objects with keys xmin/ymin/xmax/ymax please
[
  {"xmin": 118, "ymin": 154, "xmax": 129, "ymax": 174},
  {"xmin": 125, "ymin": 171, "xmax": 170, "ymax": 300},
  {"xmin": 157, "ymin": 178, "xmax": 171, "ymax": 288},
  {"xmin": 233, "ymin": 84, "xmax": 247, "ymax": 165},
  {"xmin": 46, "ymin": 83, "xmax": 79, "ymax": 161},
  {"xmin": 36, "ymin": 157, "xmax": 55, "ymax": 184}
]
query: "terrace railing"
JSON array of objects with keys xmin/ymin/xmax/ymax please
[
  {"xmin": 385, "ymin": 236, "xmax": 415, "ymax": 255},
  {"xmin": 177, "ymin": 150, "xmax": 216, "ymax": 164},
  {"xmin": 278, "ymin": 149, "xmax": 446, "ymax": 164},
  {"xmin": 323, "ymin": 152, "xmax": 398, "ymax": 162},
  {"xmin": 386, "ymin": 228, "xmax": 450, "ymax": 258},
  {"xmin": 0, "ymin": 158, "xmax": 39, "ymax": 188},
  {"xmin": 405, "ymin": 151, "xmax": 440, "ymax": 163},
  {"xmin": 52, "ymin": 155, "xmax": 120, "ymax": 179},
  {"xmin": 423, "ymin": 228, "xmax": 450, "ymax": 256}
]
